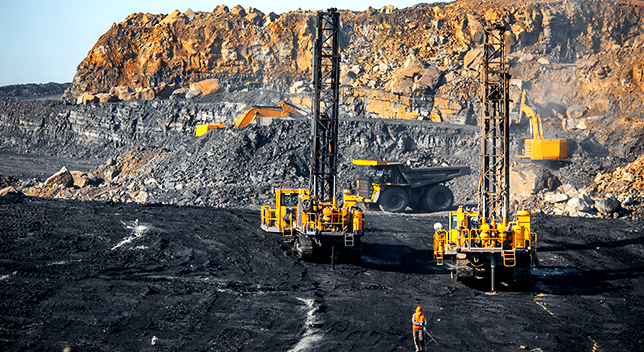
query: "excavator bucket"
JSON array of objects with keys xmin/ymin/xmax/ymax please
[{"xmin": 196, "ymin": 123, "xmax": 224, "ymax": 136}]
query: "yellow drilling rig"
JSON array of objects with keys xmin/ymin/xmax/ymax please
[
  {"xmin": 432, "ymin": 25, "xmax": 537, "ymax": 291},
  {"xmin": 260, "ymin": 9, "xmax": 364, "ymax": 265}
]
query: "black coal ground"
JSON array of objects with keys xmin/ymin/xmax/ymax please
[{"xmin": 1, "ymin": 195, "xmax": 643, "ymax": 352}]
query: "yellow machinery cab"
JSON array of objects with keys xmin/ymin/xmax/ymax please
[{"xmin": 261, "ymin": 188, "xmax": 308, "ymax": 239}]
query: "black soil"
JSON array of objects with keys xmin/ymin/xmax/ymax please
[{"xmin": 1, "ymin": 196, "xmax": 643, "ymax": 352}]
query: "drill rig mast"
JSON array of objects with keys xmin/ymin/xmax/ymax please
[
  {"xmin": 480, "ymin": 24, "xmax": 511, "ymax": 223},
  {"xmin": 433, "ymin": 25, "xmax": 537, "ymax": 291},
  {"xmin": 261, "ymin": 8, "xmax": 364, "ymax": 264},
  {"xmin": 310, "ymin": 9, "xmax": 341, "ymax": 204}
]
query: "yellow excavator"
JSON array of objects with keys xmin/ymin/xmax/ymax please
[
  {"xmin": 196, "ymin": 100, "xmax": 306, "ymax": 136},
  {"xmin": 516, "ymin": 90, "xmax": 567, "ymax": 160}
]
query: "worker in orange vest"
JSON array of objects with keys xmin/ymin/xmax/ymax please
[{"xmin": 412, "ymin": 306, "xmax": 426, "ymax": 351}]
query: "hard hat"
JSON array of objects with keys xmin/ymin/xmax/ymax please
[
  {"xmin": 416, "ymin": 306, "xmax": 422, "ymax": 312},
  {"xmin": 323, "ymin": 208, "xmax": 332, "ymax": 216}
]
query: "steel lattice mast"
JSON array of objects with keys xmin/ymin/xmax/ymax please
[
  {"xmin": 309, "ymin": 8, "xmax": 341, "ymax": 203},
  {"xmin": 479, "ymin": 25, "xmax": 510, "ymax": 222}
]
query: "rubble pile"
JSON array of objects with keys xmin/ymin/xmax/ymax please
[
  {"xmin": 8, "ymin": 119, "xmax": 479, "ymax": 208},
  {"xmin": 514, "ymin": 155, "xmax": 644, "ymax": 220},
  {"xmin": 21, "ymin": 148, "xmax": 168, "ymax": 203}
]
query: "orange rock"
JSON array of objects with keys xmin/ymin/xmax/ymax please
[
  {"xmin": 190, "ymin": 79, "xmax": 221, "ymax": 95},
  {"xmin": 230, "ymin": 5, "xmax": 245, "ymax": 16},
  {"xmin": 45, "ymin": 167, "xmax": 74, "ymax": 188},
  {"xmin": 82, "ymin": 93, "xmax": 99, "ymax": 105},
  {"xmin": 70, "ymin": 171, "xmax": 89, "ymax": 188},
  {"xmin": 0, "ymin": 186, "xmax": 21, "ymax": 197}
]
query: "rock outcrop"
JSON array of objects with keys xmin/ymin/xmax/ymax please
[{"xmin": 59, "ymin": 1, "xmax": 644, "ymax": 130}]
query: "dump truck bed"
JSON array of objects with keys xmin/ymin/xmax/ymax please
[{"xmin": 399, "ymin": 166, "xmax": 470, "ymax": 188}]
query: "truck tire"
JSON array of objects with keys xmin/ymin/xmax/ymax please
[
  {"xmin": 378, "ymin": 187, "xmax": 408, "ymax": 213},
  {"xmin": 423, "ymin": 185, "xmax": 454, "ymax": 212}
]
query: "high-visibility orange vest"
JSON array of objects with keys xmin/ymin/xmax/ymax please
[{"xmin": 412, "ymin": 311, "xmax": 424, "ymax": 329}]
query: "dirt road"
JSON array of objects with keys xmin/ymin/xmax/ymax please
[{"xmin": 1, "ymin": 195, "xmax": 643, "ymax": 352}]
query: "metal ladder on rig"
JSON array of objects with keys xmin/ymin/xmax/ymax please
[
  {"xmin": 503, "ymin": 250, "xmax": 516, "ymax": 267},
  {"xmin": 344, "ymin": 231, "xmax": 354, "ymax": 247}
]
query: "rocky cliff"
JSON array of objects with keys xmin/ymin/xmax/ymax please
[{"xmin": 65, "ymin": 0, "xmax": 644, "ymax": 121}]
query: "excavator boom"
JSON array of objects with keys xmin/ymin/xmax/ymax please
[{"xmin": 234, "ymin": 101, "xmax": 306, "ymax": 129}]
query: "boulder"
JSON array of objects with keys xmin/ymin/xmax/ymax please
[
  {"xmin": 595, "ymin": 196, "xmax": 621, "ymax": 214},
  {"xmin": 566, "ymin": 105, "xmax": 588, "ymax": 119},
  {"xmin": 510, "ymin": 162, "xmax": 558, "ymax": 199},
  {"xmin": 463, "ymin": 47, "xmax": 483, "ymax": 70},
  {"xmin": 82, "ymin": 93, "xmax": 99, "ymax": 105},
  {"xmin": 0, "ymin": 186, "xmax": 21, "ymax": 197},
  {"xmin": 214, "ymin": 5, "xmax": 229, "ymax": 14},
  {"xmin": 110, "ymin": 86, "xmax": 135, "ymax": 101},
  {"xmin": 230, "ymin": 5, "xmax": 246, "ymax": 16},
  {"xmin": 135, "ymin": 88, "xmax": 156, "ymax": 100},
  {"xmin": 566, "ymin": 197, "xmax": 593, "ymax": 212},
  {"xmin": 414, "ymin": 65, "xmax": 443, "ymax": 92},
  {"xmin": 45, "ymin": 166, "xmax": 74, "ymax": 187},
  {"xmin": 391, "ymin": 58, "xmax": 432, "ymax": 94},
  {"xmin": 70, "ymin": 171, "xmax": 89, "ymax": 188},
  {"xmin": 538, "ymin": 57, "xmax": 551, "ymax": 65},
  {"xmin": 185, "ymin": 89, "xmax": 202, "ymax": 99},
  {"xmin": 245, "ymin": 12, "xmax": 263, "ymax": 25},
  {"xmin": 96, "ymin": 93, "xmax": 119, "ymax": 103},
  {"xmin": 289, "ymin": 81, "xmax": 307, "ymax": 94},
  {"xmin": 380, "ymin": 5, "xmax": 397, "ymax": 14},
  {"xmin": 183, "ymin": 8, "xmax": 195, "ymax": 22},
  {"xmin": 263, "ymin": 12, "xmax": 279, "ymax": 26},
  {"xmin": 618, "ymin": 193, "xmax": 634, "ymax": 206},
  {"xmin": 244, "ymin": 7, "xmax": 264, "ymax": 25},
  {"xmin": 154, "ymin": 83, "xmax": 176, "ymax": 99},
  {"xmin": 169, "ymin": 88, "xmax": 189, "ymax": 100},
  {"xmin": 340, "ymin": 71, "xmax": 357, "ymax": 85},
  {"xmin": 190, "ymin": 79, "xmax": 220, "ymax": 95},
  {"xmin": 104, "ymin": 168, "xmax": 120, "ymax": 182},
  {"xmin": 134, "ymin": 190, "xmax": 149, "ymax": 203},
  {"xmin": 545, "ymin": 193, "xmax": 569, "ymax": 203},
  {"xmin": 159, "ymin": 10, "xmax": 186, "ymax": 26}
]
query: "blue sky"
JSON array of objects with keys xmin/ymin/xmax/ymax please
[{"xmin": 0, "ymin": 0, "xmax": 438, "ymax": 86}]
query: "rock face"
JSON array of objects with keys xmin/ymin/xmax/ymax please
[
  {"xmin": 58, "ymin": 1, "xmax": 644, "ymax": 132},
  {"xmin": 0, "ymin": 83, "xmax": 70, "ymax": 98}
]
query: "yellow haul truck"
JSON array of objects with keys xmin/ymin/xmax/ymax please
[{"xmin": 353, "ymin": 159, "xmax": 470, "ymax": 212}]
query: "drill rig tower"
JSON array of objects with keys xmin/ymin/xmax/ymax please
[
  {"xmin": 310, "ymin": 8, "xmax": 341, "ymax": 205},
  {"xmin": 261, "ymin": 9, "xmax": 364, "ymax": 265},
  {"xmin": 433, "ymin": 25, "xmax": 537, "ymax": 291}
]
